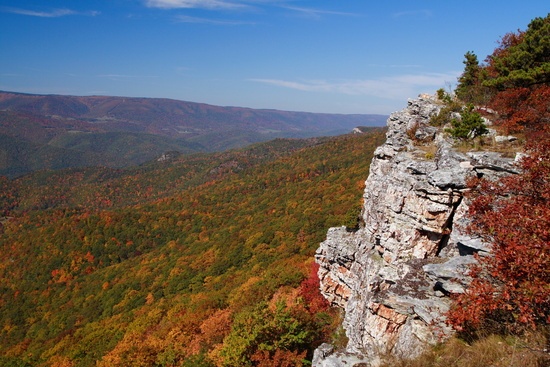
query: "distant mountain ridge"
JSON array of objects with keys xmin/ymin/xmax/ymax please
[
  {"xmin": 0, "ymin": 91, "xmax": 387, "ymax": 139},
  {"xmin": 0, "ymin": 91, "xmax": 387, "ymax": 177}
]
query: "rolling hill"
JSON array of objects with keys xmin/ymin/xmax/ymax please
[{"xmin": 0, "ymin": 91, "xmax": 387, "ymax": 177}]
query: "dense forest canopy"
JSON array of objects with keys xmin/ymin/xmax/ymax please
[{"xmin": 0, "ymin": 130, "xmax": 386, "ymax": 366}]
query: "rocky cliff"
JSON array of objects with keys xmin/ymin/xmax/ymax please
[{"xmin": 314, "ymin": 94, "xmax": 520, "ymax": 366}]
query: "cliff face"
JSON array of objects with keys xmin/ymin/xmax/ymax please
[{"xmin": 314, "ymin": 95, "xmax": 519, "ymax": 366}]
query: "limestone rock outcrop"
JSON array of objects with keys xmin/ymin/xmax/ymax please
[{"xmin": 314, "ymin": 94, "xmax": 518, "ymax": 366}]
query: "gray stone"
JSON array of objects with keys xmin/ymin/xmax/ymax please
[
  {"xmin": 415, "ymin": 125, "xmax": 438, "ymax": 142},
  {"xmin": 486, "ymin": 128, "xmax": 498, "ymax": 137},
  {"xmin": 314, "ymin": 95, "xmax": 517, "ymax": 366},
  {"xmin": 313, "ymin": 353, "xmax": 371, "ymax": 367},
  {"xmin": 467, "ymin": 151, "xmax": 519, "ymax": 174},
  {"xmin": 494, "ymin": 135, "xmax": 518, "ymax": 143},
  {"xmin": 452, "ymin": 233, "xmax": 491, "ymax": 254},
  {"xmin": 427, "ymin": 168, "xmax": 470, "ymax": 189},
  {"xmin": 313, "ymin": 343, "xmax": 334, "ymax": 361},
  {"xmin": 423, "ymin": 256, "xmax": 477, "ymax": 281},
  {"xmin": 312, "ymin": 344, "xmax": 371, "ymax": 367},
  {"xmin": 482, "ymin": 116, "xmax": 493, "ymax": 126}
]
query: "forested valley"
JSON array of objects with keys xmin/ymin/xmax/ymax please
[{"xmin": 0, "ymin": 129, "xmax": 386, "ymax": 366}]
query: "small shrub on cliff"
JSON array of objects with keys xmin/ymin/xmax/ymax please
[
  {"xmin": 430, "ymin": 99, "xmax": 463, "ymax": 127},
  {"xmin": 445, "ymin": 104, "xmax": 488, "ymax": 140},
  {"xmin": 436, "ymin": 88, "xmax": 453, "ymax": 104},
  {"xmin": 406, "ymin": 121, "xmax": 421, "ymax": 142}
]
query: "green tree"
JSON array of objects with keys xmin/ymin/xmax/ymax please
[
  {"xmin": 445, "ymin": 104, "xmax": 488, "ymax": 140},
  {"xmin": 218, "ymin": 302, "xmax": 312, "ymax": 367},
  {"xmin": 483, "ymin": 14, "xmax": 550, "ymax": 133},
  {"xmin": 485, "ymin": 14, "xmax": 550, "ymax": 90},
  {"xmin": 455, "ymin": 51, "xmax": 482, "ymax": 103}
]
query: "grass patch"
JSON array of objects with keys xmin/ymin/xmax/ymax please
[
  {"xmin": 452, "ymin": 133, "xmax": 525, "ymax": 157},
  {"xmin": 416, "ymin": 144, "xmax": 437, "ymax": 160},
  {"xmin": 380, "ymin": 330, "xmax": 549, "ymax": 367}
]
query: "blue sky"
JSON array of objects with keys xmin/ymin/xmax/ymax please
[{"xmin": 0, "ymin": 1, "xmax": 547, "ymax": 114}]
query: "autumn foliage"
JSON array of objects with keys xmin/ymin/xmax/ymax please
[
  {"xmin": 448, "ymin": 127, "xmax": 550, "ymax": 330},
  {"xmin": 449, "ymin": 13, "xmax": 550, "ymax": 333},
  {"xmin": 0, "ymin": 131, "xmax": 386, "ymax": 366},
  {"xmin": 299, "ymin": 262, "xmax": 330, "ymax": 314},
  {"xmin": 489, "ymin": 84, "xmax": 550, "ymax": 133}
]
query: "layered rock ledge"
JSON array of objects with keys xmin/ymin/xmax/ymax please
[{"xmin": 314, "ymin": 95, "xmax": 518, "ymax": 366}]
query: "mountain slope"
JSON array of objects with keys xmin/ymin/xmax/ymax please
[
  {"xmin": 0, "ymin": 91, "xmax": 387, "ymax": 137},
  {"xmin": 0, "ymin": 129, "xmax": 386, "ymax": 366},
  {"xmin": 0, "ymin": 91, "xmax": 387, "ymax": 177}
]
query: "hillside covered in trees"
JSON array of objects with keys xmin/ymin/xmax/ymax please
[
  {"xmin": 0, "ymin": 91, "xmax": 386, "ymax": 178},
  {"xmin": 0, "ymin": 129, "xmax": 386, "ymax": 366}
]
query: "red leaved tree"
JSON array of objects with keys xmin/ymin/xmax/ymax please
[
  {"xmin": 299, "ymin": 262, "xmax": 330, "ymax": 314},
  {"xmin": 489, "ymin": 85, "xmax": 550, "ymax": 133},
  {"xmin": 448, "ymin": 126, "xmax": 550, "ymax": 331}
]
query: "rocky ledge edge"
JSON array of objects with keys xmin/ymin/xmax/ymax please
[{"xmin": 313, "ymin": 94, "xmax": 521, "ymax": 367}]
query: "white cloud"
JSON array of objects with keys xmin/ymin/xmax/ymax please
[
  {"xmin": 145, "ymin": 0, "xmax": 246, "ymax": 10},
  {"xmin": 249, "ymin": 79, "xmax": 331, "ymax": 92},
  {"xmin": 1, "ymin": 7, "xmax": 99, "ymax": 17},
  {"xmin": 282, "ymin": 6, "xmax": 360, "ymax": 19},
  {"xmin": 250, "ymin": 72, "xmax": 459, "ymax": 100},
  {"xmin": 145, "ymin": 1, "xmax": 355, "ymax": 18}
]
